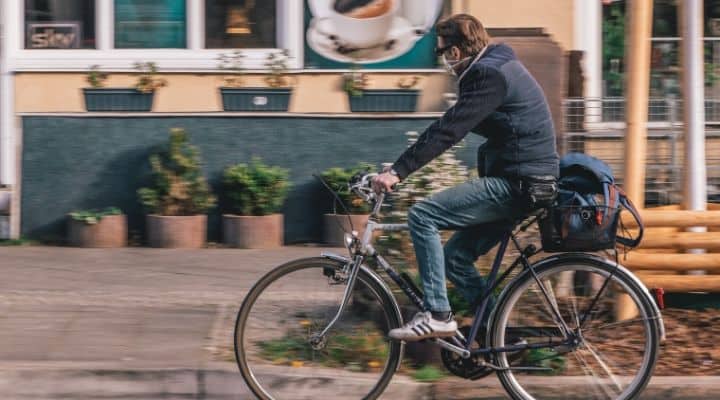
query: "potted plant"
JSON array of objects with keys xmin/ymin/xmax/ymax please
[
  {"xmin": 83, "ymin": 62, "xmax": 167, "ymax": 112},
  {"xmin": 67, "ymin": 207, "xmax": 127, "ymax": 248},
  {"xmin": 218, "ymin": 50, "xmax": 294, "ymax": 112},
  {"xmin": 344, "ymin": 67, "xmax": 421, "ymax": 112},
  {"xmin": 137, "ymin": 128, "xmax": 216, "ymax": 248},
  {"xmin": 321, "ymin": 163, "xmax": 375, "ymax": 246},
  {"xmin": 222, "ymin": 158, "xmax": 290, "ymax": 248}
]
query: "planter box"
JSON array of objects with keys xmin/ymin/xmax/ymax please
[
  {"xmin": 223, "ymin": 214, "xmax": 283, "ymax": 249},
  {"xmin": 348, "ymin": 89, "xmax": 419, "ymax": 112},
  {"xmin": 220, "ymin": 87, "xmax": 292, "ymax": 112},
  {"xmin": 323, "ymin": 214, "xmax": 370, "ymax": 247},
  {"xmin": 67, "ymin": 214, "xmax": 127, "ymax": 248},
  {"xmin": 146, "ymin": 215, "xmax": 207, "ymax": 248},
  {"xmin": 83, "ymin": 88, "xmax": 154, "ymax": 112}
]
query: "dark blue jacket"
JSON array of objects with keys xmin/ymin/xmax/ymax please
[{"xmin": 392, "ymin": 43, "xmax": 559, "ymax": 181}]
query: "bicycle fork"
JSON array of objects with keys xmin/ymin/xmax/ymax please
[{"xmin": 310, "ymin": 254, "xmax": 365, "ymax": 347}]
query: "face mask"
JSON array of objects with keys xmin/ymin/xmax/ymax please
[{"xmin": 442, "ymin": 54, "xmax": 472, "ymax": 76}]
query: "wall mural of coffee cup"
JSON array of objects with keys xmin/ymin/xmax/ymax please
[{"xmin": 305, "ymin": 0, "xmax": 446, "ymax": 68}]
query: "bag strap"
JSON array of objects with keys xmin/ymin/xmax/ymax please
[
  {"xmin": 616, "ymin": 186, "xmax": 644, "ymax": 248},
  {"xmin": 597, "ymin": 183, "xmax": 620, "ymax": 225}
]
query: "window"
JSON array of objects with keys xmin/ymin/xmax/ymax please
[
  {"xmin": 205, "ymin": 0, "xmax": 276, "ymax": 48},
  {"xmin": 114, "ymin": 0, "xmax": 186, "ymax": 48},
  {"xmin": 25, "ymin": 0, "xmax": 96, "ymax": 49}
]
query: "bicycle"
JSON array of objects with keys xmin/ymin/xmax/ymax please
[{"xmin": 234, "ymin": 172, "xmax": 665, "ymax": 400}]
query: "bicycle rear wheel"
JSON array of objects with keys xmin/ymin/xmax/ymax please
[
  {"xmin": 489, "ymin": 255, "xmax": 661, "ymax": 400},
  {"xmin": 235, "ymin": 257, "xmax": 402, "ymax": 400}
]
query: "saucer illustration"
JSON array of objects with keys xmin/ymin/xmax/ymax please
[{"xmin": 307, "ymin": 16, "xmax": 423, "ymax": 63}]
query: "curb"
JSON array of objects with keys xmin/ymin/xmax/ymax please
[
  {"xmin": 0, "ymin": 363, "xmax": 431, "ymax": 400},
  {"xmin": 1, "ymin": 363, "xmax": 718, "ymax": 399}
]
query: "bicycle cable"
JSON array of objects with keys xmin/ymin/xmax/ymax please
[{"xmin": 313, "ymin": 173, "xmax": 355, "ymax": 235}]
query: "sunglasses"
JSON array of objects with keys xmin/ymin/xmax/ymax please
[{"xmin": 434, "ymin": 44, "xmax": 454, "ymax": 56}]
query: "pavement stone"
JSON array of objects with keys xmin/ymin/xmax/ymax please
[{"xmin": 0, "ymin": 246, "xmax": 718, "ymax": 399}]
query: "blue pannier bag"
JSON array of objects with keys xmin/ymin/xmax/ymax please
[{"xmin": 539, "ymin": 153, "xmax": 644, "ymax": 252}]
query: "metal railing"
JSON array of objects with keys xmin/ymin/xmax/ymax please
[{"xmin": 562, "ymin": 97, "xmax": 720, "ymax": 205}]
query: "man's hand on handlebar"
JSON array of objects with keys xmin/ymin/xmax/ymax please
[{"xmin": 372, "ymin": 172, "xmax": 400, "ymax": 194}]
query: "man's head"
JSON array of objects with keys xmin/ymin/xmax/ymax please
[{"xmin": 435, "ymin": 14, "xmax": 490, "ymax": 71}]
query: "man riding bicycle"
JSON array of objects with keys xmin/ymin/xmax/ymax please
[{"xmin": 372, "ymin": 14, "xmax": 560, "ymax": 342}]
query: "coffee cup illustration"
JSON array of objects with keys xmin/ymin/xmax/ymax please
[
  {"xmin": 328, "ymin": 0, "xmax": 399, "ymax": 48},
  {"xmin": 306, "ymin": 0, "xmax": 443, "ymax": 64}
]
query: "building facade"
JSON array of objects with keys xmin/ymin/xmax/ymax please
[{"xmin": 7, "ymin": 0, "xmax": 712, "ymax": 242}]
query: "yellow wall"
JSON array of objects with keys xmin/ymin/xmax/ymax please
[
  {"xmin": 15, "ymin": 72, "xmax": 450, "ymax": 113},
  {"xmin": 459, "ymin": 0, "xmax": 575, "ymax": 51}
]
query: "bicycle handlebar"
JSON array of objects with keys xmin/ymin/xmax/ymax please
[{"xmin": 348, "ymin": 172, "xmax": 394, "ymax": 217}]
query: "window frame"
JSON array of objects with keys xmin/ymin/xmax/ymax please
[{"xmin": 8, "ymin": 0, "xmax": 303, "ymax": 71}]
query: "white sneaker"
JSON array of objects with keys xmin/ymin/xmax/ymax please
[{"xmin": 388, "ymin": 311, "xmax": 458, "ymax": 342}]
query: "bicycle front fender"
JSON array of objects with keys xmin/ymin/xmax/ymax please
[
  {"xmin": 320, "ymin": 251, "xmax": 404, "ymax": 326},
  {"xmin": 320, "ymin": 252, "xmax": 406, "ymax": 371}
]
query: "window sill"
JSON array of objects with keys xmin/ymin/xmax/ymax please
[{"xmin": 18, "ymin": 111, "xmax": 445, "ymax": 118}]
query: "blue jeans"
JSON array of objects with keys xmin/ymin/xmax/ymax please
[{"xmin": 407, "ymin": 177, "xmax": 523, "ymax": 313}]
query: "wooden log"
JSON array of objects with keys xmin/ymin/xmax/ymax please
[
  {"xmin": 647, "ymin": 205, "xmax": 681, "ymax": 211},
  {"xmin": 639, "ymin": 231, "xmax": 720, "ymax": 250},
  {"xmin": 635, "ymin": 249, "xmax": 682, "ymax": 254},
  {"xmin": 643, "ymin": 227, "xmax": 680, "ymax": 234},
  {"xmin": 623, "ymin": 253, "xmax": 720, "ymax": 270},
  {"xmin": 638, "ymin": 274, "xmax": 720, "ymax": 292},
  {"xmin": 622, "ymin": 210, "xmax": 720, "ymax": 227}
]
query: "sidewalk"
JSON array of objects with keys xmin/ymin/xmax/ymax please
[{"xmin": 0, "ymin": 246, "xmax": 717, "ymax": 399}]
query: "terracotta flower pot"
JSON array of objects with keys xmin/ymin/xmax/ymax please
[
  {"xmin": 323, "ymin": 213, "xmax": 370, "ymax": 246},
  {"xmin": 67, "ymin": 214, "xmax": 127, "ymax": 248},
  {"xmin": 146, "ymin": 215, "xmax": 207, "ymax": 248},
  {"xmin": 223, "ymin": 214, "xmax": 284, "ymax": 249}
]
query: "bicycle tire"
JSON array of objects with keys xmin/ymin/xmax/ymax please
[
  {"xmin": 488, "ymin": 254, "xmax": 661, "ymax": 400},
  {"xmin": 234, "ymin": 256, "xmax": 403, "ymax": 400}
]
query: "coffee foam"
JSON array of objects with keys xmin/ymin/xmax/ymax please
[{"xmin": 334, "ymin": 0, "xmax": 394, "ymax": 19}]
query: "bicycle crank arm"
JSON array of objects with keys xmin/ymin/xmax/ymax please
[{"xmin": 432, "ymin": 338, "xmax": 471, "ymax": 359}]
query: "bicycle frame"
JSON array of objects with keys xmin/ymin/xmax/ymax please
[{"xmin": 318, "ymin": 191, "xmax": 577, "ymax": 360}]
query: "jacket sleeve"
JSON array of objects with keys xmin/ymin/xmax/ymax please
[{"xmin": 391, "ymin": 65, "xmax": 507, "ymax": 180}]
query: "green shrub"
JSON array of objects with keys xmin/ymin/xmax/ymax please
[
  {"xmin": 137, "ymin": 128, "xmax": 216, "ymax": 216},
  {"xmin": 86, "ymin": 65, "xmax": 108, "ymax": 88},
  {"xmin": 217, "ymin": 50, "xmax": 246, "ymax": 88},
  {"xmin": 320, "ymin": 163, "xmax": 375, "ymax": 214},
  {"xmin": 411, "ymin": 365, "xmax": 446, "ymax": 382},
  {"xmin": 264, "ymin": 49, "xmax": 293, "ymax": 88},
  {"xmin": 134, "ymin": 62, "xmax": 167, "ymax": 93},
  {"xmin": 524, "ymin": 348, "xmax": 566, "ymax": 375},
  {"xmin": 257, "ymin": 322, "xmax": 388, "ymax": 372},
  {"xmin": 374, "ymin": 131, "xmax": 470, "ymax": 268},
  {"xmin": 342, "ymin": 64, "xmax": 368, "ymax": 97},
  {"xmin": 69, "ymin": 207, "xmax": 122, "ymax": 225},
  {"xmin": 222, "ymin": 158, "xmax": 290, "ymax": 216}
]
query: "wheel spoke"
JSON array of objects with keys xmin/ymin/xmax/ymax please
[
  {"xmin": 533, "ymin": 279, "xmax": 571, "ymax": 337},
  {"xmin": 492, "ymin": 260, "xmax": 659, "ymax": 400},
  {"xmin": 583, "ymin": 339, "xmax": 624, "ymax": 393},
  {"xmin": 235, "ymin": 259, "xmax": 401, "ymax": 400},
  {"xmin": 582, "ymin": 317, "xmax": 660, "ymax": 333},
  {"xmin": 573, "ymin": 350, "xmax": 616, "ymax": 399}
]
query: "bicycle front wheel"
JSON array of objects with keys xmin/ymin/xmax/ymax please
[
  {"xmin": 489, "ymin": 255, "xmax": 661, "ymax": 400},
  {"xmin": 234, "ymin": 257, "xmax": 403, "ymax": 400}
]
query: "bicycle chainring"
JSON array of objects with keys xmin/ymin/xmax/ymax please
[{"xmin": 440, "ymin": 327, "xmax": 494, "ymax": 380}]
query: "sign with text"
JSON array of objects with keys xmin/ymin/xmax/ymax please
[{"xmin": 27, "ymin": 23, "xmax": 81, "ymax": 49}]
